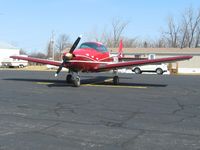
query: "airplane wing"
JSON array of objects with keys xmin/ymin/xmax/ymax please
[
  {"xmin": 10, "ymin": 56, "xmax": 62, "ymax": 66},
  {"xmin": 11, "ymin": 55, "xmax": 192, "ymax": 72},
  {"xmin": 96, "ymin": 55, "xmax": 192, "ymax": 71}
]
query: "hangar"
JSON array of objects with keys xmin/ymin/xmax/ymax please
[
  {"xmin": 0, "ymin": 42, "xmax": 20, "ymax": 66},
  {"xmin": 110, "ymin": 48, "xmax": 200, "ymax": 74}
]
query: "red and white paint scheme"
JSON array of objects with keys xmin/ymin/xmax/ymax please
[{"xmin": 11, "ymin": 35, "xmax": 192, "ymax": 87}]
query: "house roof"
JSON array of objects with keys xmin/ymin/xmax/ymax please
[{"xmin": 109, "ymin": 48, "xmax": 200, "ymax": 55}]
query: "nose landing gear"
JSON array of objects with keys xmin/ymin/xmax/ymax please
[
  {"xmin": 73, "ymin": 76, "xmax": 80, "ymax": 87},
  {"xmin": 66, "ymin": 73, "xmax": 80, "ymax": 87}
]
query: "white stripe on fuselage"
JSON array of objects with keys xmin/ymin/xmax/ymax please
[
  {"xmin": 71, "ymin": 54, "xmax": 114, "ymax": 64},
  {"xmin": 67, "ymin": 60, "xmax": 114, "ymax": 64},
  {"xmin": 75, "ymin": 54, "xmax": 96, "ymax": 61}
]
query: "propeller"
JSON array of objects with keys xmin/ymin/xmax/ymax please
[{"xmin": 55, "ymin": 35, "xmax": 82, "ymax": 77}]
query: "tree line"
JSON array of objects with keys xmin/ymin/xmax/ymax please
[
  {"xmin": 92, "ymin": 6, "xmax": 200, "ymax": 48},
  {"xmin": 22, "ymin": 6, "xmax": 200, "ymax": 60},
  {"xmin": 160, "ymin": 7, "xmax": 200, "ymax": 48}
]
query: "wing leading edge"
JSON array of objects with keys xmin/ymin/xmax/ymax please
[
  {"xmin": 95, "ymin": 55, "xmax": 193, "ymax": 71},
  {"xmin": 10, "ymin": 56, "xmax": 62, "ymax": 66}
]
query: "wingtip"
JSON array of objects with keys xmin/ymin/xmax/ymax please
[
  {"xmin": 189, "ymin": 55, "xmax": 193, "ymax": 59},
  {"xmin": 79, "ymin": 34, "xmax": 83, "ymax": 38},
  {"xmin": 183, "ymin": 55, "xmax": 193, "ymax": 59}
]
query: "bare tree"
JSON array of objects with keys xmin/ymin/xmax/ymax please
[
  {"xmin": 122, "ymin": 37, "xmax": 138, "ymax": 48},
  {"xmin": 112, "ymin": 19, "xmax": 129, "ymax": 47},
  {"xmin": 46, "ymin": 39, "xmax": 53, "ymax": 58},
  {"xmin": 179, "ymin": 7, "xmax": 200, "ymax": 48},
  {"xmin": 19, "ymin": 49, "xmax": 27, "ymax": 55},
  {"xmin": 88, "ymin": 19, "xmax": 129, "ymax": 48},
  {"xmin": 88, "ymin": 27, "xmax": 113, "ymax": 47},
  {"xmin": 154, "ymin": 37, "xmax": 168, "ymax": 48},
  {"xmin": 161, "ymin": 7, "xmax": 200, "ymax": 48},
  {"xmin": 164, "ymin": 16, "xmax": 180, "ymax": 47},
  {"xmin": 195, "ymin": 26, "xmax": 200, "ymax": 47},
  {"xmin": 56, "ymin": 34, "xmax": 71, "ymax": 54},
  {"xmin": 180, "ymin": 14, "xmax": 190, "ymax": 48},
  {"xmin": 87, "ymin": 27, "xmax": 105, "ymax": 43},
  {"xmin": 187, "ymin": 7, "xmax": 200, "ymax": 47},
  {"xmin": 30, "ymin": 52, "xmax": 46, "ymax": 59}
]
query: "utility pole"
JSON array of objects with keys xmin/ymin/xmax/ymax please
[{"xmin": 51, "ymin": 31, "xmax": 55, "ymax": 60}]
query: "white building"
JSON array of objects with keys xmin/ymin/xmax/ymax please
[
  {"xmin": 0, "ymin": 42, "xmax": 20, "ymax": 66},
  {"xmin": 110, "ymin": 48, "xmax": 200, "ymax": 74}
]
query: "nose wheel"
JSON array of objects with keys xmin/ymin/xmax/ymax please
[
  {"xmin": 66, "ymin": 73, "xmax": 81, "ymax": 87},
  {"xmin": 73, "ymin": 76, "xmax": 80, "ymax": 87}
]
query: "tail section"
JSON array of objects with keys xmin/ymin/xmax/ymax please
[{"xmin": 118, "ymin": 39, "xmax": 124, "ymax": 58}]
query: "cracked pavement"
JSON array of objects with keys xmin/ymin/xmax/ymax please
[{"xmin": 0, "ymin": 70, "xmax": 200, "ymax": 150}]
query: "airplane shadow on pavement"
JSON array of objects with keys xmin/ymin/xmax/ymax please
[{"xmin": 3, "ymin": 76, "xmax": 167, "ymax": 88}]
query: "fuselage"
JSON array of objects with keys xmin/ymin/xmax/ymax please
[{"xmin": 65, "ymin": 42, "xmax": 113, "ymax": 72}]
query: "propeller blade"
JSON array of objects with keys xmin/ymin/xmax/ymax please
[
  {"xmin": 55, "ymin": 35, "xmax": 82, "ymax": 77},
  {"xmin": 69, "ymin": 35, "xmax": 82, "ymax": 53},
  {"xmin": 55, "ymin": 61, "xmax": 65, "ymax": 76},
  {"xmin": 55, "ymin": 64, "xmax": 63, "ymax": 76},
  {"xmin": 55, "ymin": 56, "xmax": 67, "ymax": 76}
]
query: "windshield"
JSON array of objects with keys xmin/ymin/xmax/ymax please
[{"xmin": 79, "ymin": 42, "xmax": 108, "ymax": 53}]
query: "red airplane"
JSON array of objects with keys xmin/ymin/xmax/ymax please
[{"xmin": 11, "ymin": 35, "xmax": 192, "ymax": 87}]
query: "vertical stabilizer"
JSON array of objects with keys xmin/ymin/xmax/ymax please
[{"xmin": 118, "ymin": 40, "xmax": 124, "ymax": 58}]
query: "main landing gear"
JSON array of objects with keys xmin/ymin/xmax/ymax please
[
  {"xmin": 113, "ymin": 76, "xmax": 119, "ymax": 85},
  {"xmin": 113, "ymin": 70, "xmax": 119, "ymax": 85},
  {"xmin": 66, "ymin": 74, "xmax": 72, "ymax": 83},
  {"xmin": 66, "ymin": 73, "xmax": 81, "ymax": 87},
  {"xmin": 66, "ymin": 70, "xmax": 120, "ymax": 87}
]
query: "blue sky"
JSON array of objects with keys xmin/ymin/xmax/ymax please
[{"xmin": 0, "ymin": 0, "xmax": 200, "ymax": 53}]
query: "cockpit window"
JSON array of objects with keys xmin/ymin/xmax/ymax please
[{"xmin": 79, "ymin": 42, "xmax": 108, "ymax": 53}]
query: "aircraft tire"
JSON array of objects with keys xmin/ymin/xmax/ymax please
[
  {"xmin": 113, "ymin": 76, "xmax": 119, "ymax": 85},
  {"xmin": 73, "ymin": 76, "xmax": 81, "ymax": 87},
  {"xmin": 66, "ymin": 74, "xmax": 72, "ymax": 83}
]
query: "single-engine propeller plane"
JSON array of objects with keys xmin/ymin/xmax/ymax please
[{"xmin": 11, "ymin": 35, "xmax": 192, "ymax": 87}]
